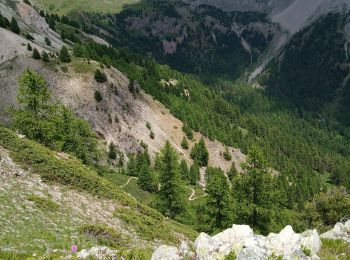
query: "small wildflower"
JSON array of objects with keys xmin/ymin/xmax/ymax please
[{"xmin": 71, "ymin": 245, "xmax": 78, "ymax": 253}]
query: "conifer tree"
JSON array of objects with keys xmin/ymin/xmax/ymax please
[
  {"xmin": 181, "ymin": 136, "xmax": 189, "ymax": 150},
  {"xmin": 32, "ymin": 48, "xmax": 41, "ymax": 60},
  {"xmin": 108, "ymin": 142, "xmax": 117, "ymax": 160},
  {"xmin": 45, "ymin": 37, "xmax": 51, "ymax": 46},
  {"xmin": 227, "ymin": 163, "xmax": 238, "ymax": 182},
  {"xmin": 42, "ymin": 51, "xmax": 49, "ymax": 63},
  {"xmin": 59, "ymin": 46, "xmax": 71, "ymax": 62},
  {"xmin": 233, "ymin": 146, "xmax": 276, "ymax": 235},
  {"xmin": 138, "ymin": 164, "xmax": 156, "ymax": 192},
  {"xmin": 94, "ymin": 69, "xmax": 107, "ymax": 83},
  {"xmin": 182, "ymin": 123, "xmax": 193, "ymax": 140},
  {"xmin": 190, "ymin": 137, "xmax": 209, "ymax": 167},
  {"xmin": 204, "ymin": 167, "xmax": 234, "ymax": 233},
  {"xmin": 27, "ymin": 43, "xmax": 32, "ymax": 51},
  {"xmin": 127, "ymin": 154, "xmax": 137, "ymax": 176},
  {"xmin": 179, "ymin": 159, "xmax": 189, "ymax": 182},
  {"xmin": 189, "ymin": 162, "xmax": 200, "ymax": 185},
  {"xmin": 156, "ymin": 141, "xmax": 187, "ymax": 219},
  {"xmin": 10, "ymin": 17, "xmax": 20, "ymax": 34}
]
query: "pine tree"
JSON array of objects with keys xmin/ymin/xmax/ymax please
[
  {"xmin": 233, "ymin": 146, "xmax": 276, "ymax": 235},
  {"xmin": 59, "ymin": 46, "xmax": 71, "ymax": 62},
  {"xmin": 10, "ymin": 17, "xmax": 20, "ymax": 34},
  {"xmin": 156, "ymin": 141, "xmax": 188, "ymax": 219},
  {"xmin": 27, "ymin": 43, "xmax": 32, "ymax": 51},
  {"xmin": 227, "ymin": 163, "xmax": 238, "ymax": 182},
  {"xmin": 204, "ymin": 167, "xmax": 234, "ymax": 233},
  {"xmin": 190, "ymin": 137, "xmax": 209, "ymax": 167},
  {"xmin": 32, "ymin": 48, "xmax": 41, "ymax": 60},
  {"xmin": 108, "ymin": 142, "xmax": 117, "ymax": 160},
  {"xmin": 94, "ymin": 69, "xmax": 107, "ymax": 83},
  {"xmin": 42, "ymin": 51, "xmax": 49, "ymax": 63},
  {"xmin": 137, "ymin": 164, "xmax": 156, "ymax": 192},
  {"xmin": 223, "ymin": 146, "xmax": 232, "ymax": 161},
  {"xmin": 179, "ymin": 159, "xmax": 189, "ymax": 182},
  {"xmin": 126, "ymin": 154, "xmax": 137, "ymax": 176},
  {"xmin": 189, "ymin": 162, "xmax": 200, "ymax": 185},
  {"xmin": 182, "ymin": 123, "xmax": 193, "ymax": 140},
  {"xmin": 181, "ymin": 136, "xmax": 189, "ymax": 150},
  {"xmin": 45, "ymin": 37, "xmax": 51, "ymax": 46}
]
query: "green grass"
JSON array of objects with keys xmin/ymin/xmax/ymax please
[
  {"xmin": 27, "ymin": 194, "xmax": 60, "ymax": 211},
  {"xmin": 0, "ymin": 126, "xmax": 198, "ymax": 249},
  {"xmin": 122, "ymin": 177, "xmax": 155, "ymax": 205},
  {"xmin": 32, "ymin": 0, "xmax": 141, "ymax": 15},
  {"xmin": 319, "ymin": 239, "xmax": 350, "ymax": 260},
  {"xmin": 72, "ymin": 59, "xmax": 98, "ymax": 74}
]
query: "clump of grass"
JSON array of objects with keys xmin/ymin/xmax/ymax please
[
  {"xmin": 301, "ymin": 245, "xmax": 311, "ymax": 257},
  {"xmin": 80, "ymin": 224, "xmax": 128, "ymax": 248},
  {"xmin": 27, "ymin": 194, "xmax": 59, "ymax": 211},
  {"xmin": 319, "ymin": 239, "xmax": 350, "ymax": 260}
]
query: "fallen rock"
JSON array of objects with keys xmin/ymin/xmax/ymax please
[
  {"xmin": 77, "ymin": 246, "xmax": 118, "ymax": 259},
  {"xmin": 152, "ymin": 224, "xmax": 322, "ymax": 260},
  {"xmin": 320, "ymin": 220, "xmax": 350, "ymax": 243},
  {"xmin": 151, "ymin": 245, "xmax": 181, "ymax": 260}
]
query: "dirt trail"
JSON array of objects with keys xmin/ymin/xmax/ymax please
[{"xmin": 119, "ymin": 176, "xmax": 138, "ymax": 188}]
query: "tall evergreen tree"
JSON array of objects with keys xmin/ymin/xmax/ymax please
[
  {"xmin": 10, "ymin": 17, "xmax": 20, "ymax": 34},
  {"xmin": 179, "ymin": 159, "xmax": 189, "ymax": 182},
  {"xmin": 42, "ymin": 51, "xmax": 49, "ymax": 63},
  {"xmin": 190, "ymin": 137, "xmax": 209, "ymax": 167},
  {"xmin": 138, "ymin": 164, "xmax": 156, "ymax": 192},
  {"xmin": 181, "ymin": 136, "xmax": 189, "ymax": 150},
  {"xmin": 204, "ymin": 167, "xmax": 234, "ymax": 233},
  {"xmin": 155, "ymin": 141, "xmax": 188, "ymax": 220},
  {"xmin": 189, "ymin": 162, "xmax": 200, "ymax": 185},
  {"xmin": 32, "ymin": 48, "xmax": 41, "ymax": 59},
  {"xmin": 126, "ymin": 154, "xmax": 137, "ymax": 176},
  {"xmin": 233, "ymin": 146, "xmax": 276, "ymax": 235},
  {"xmin": 59, "ymin": 46, "xmax": 71, "ymax": 62},
  {"xmin": 27, "ymin": 43, "xmax": 32, "ymax": 51},
  {"xmin": 108, "ymin": 142, "xmax": 117, "ymax": 160}
]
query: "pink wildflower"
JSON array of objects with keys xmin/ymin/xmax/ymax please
[{"xmin": 71, "ymin": 245, "xmax": 78, "ymax": 253}]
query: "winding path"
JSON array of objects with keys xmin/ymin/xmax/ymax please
[
  {"xmin": 187, "ymin": 187, "xmax": 207, "ymax": 201},
  {"xmin": 119, "ymin": 176, "xmax": 138, "ymax": 188}
]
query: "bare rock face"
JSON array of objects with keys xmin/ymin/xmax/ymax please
[
  {"xmin": 321, "ymin": 220, "xmax": 350, "ymax": 243},
  {"xmin": 152, "ymin": 224, "xmax": 321, "ymax": 259}
]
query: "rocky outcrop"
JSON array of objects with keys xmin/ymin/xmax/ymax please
[
  {"xmin": 77, "ymin": 246, "xmax": 118, "ymax": 259},
  {"xmin": 152, "ymin": 224, "xmax": 321, "ymax": 260},
  {"xmin": 321, "ymin": 220, "xmax": 350, "ymax": 243}
]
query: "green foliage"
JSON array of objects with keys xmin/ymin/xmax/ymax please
[
  {"xmin": 94, "ymin": 90, "xmax": 103, "ymax": 102},
  {"xmin": 45, "ymin": 36, "xmax": 51, "ymax": 46},
  {"xmin": 155, "ymin": 141, "xmax": 189, "ymax": 221},
  {"xmin": 42, "ymin": 51, "xmax": 49, "ymax": 63},
  {"xmin": 224, "ymin": 251, "xmax": 237, "ymax": 260},
  {"xmin": 233, "ymin": 146, "xmax": 279, "ymax": 234},
  {"xmin": 79, "ymin": 224, "xmax": 126, "ymax": 247},
  {"xmin": 182, "ymin": 123, "xmax": 193, "ymax": 140},
  {"xmin": 227, "ymin": 163, "xmax": 237, "ymax": 181},
  {"xmin": 181, "ymin": 136, "xmax": 189, "ymax": 150},
  {"xmin": 319, "ymin": 239, "xmax": 350, "ymax": 260},
  {"xmin": 137, "ymin": 164, "xmax": 156, "ymax": 192},
  {"xmin": 108, "ymin": 142, "xmax": 117, "ymax": 160},
  {"xmin": 203, "ymin": 167, "xmax": 233, "ymax": 233},
  {"xmin": 32, "ymin": 48, "xmax": 41, "ymax": 59},
  {"xmin": 10, "ymin": 69, "xmax": 98, "ymax": 164},
  {"xmin": 189, "ymin": 162, "xmax": 200, "ymax": 185},
  {"xmin": 146, "ymin": 122, "xmax": 151, "ymax": 130},
  {"xmin": 301, "ymin": 245, "xmax": 311, "ymax": 257},
  {"xmin": 190, "ymin": 138, "xmax": 209, "ymax": 167},
  {"xmin": 0, "ymin": 13, "xmax": 10, "ymax": 29},
  {"xmin": 304, "ymin": 186, "xmax": 350, "ymax": 231},
  {"xmin": 10, "ymin": 17, "xmax": 20, "ymax": 34},
  {"xmin": 223, "ymin": 146, "xmax": 232, "ymax": 161},
  {"xmin": 25, "ymin": 33, "xmax": 34, "ymax": 40},
  {"xmin": 27, "ymin": 43, "xmax": 32, "ymax": 51},
  {"xmin": 59, "ymin": 46, "xmax": 71, "ymax": 62},
  {"xmin": 27, "ymin": 194, "xmax": 59, "ymax": 211},
  {"xmin": 179, "ymin": 159, "xmax": 189, "ymax": 182},
  {"xmin": 150, "ymin": 131, "xmax": 155, "ymax": 139},
  {"xmin": 94, "ymin": 69, "xmax": 107, "ymax": 83}
]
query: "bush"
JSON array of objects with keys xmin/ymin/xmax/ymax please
[
  {"xmin": 94, "ymin": 69, "xmax": 107, "ymax": 83},
  {"xmin": 27, "ymin": 43, "xmax": 32, "ymax": 51},
  {"xmin": 25, "ymin": 33, "xmax": 34, "ymax": 40},
  {"xmin": 45, "ymin": 37, "xmax": 51, "ymax": 46},
  {"xmin": 94, "ymin": 90, "xmax": 103, "ymax": 102},
  {"xmin": 32, "ymin": 48, "xmax": 41, "ymax": 59},
  {"xmin": 223, "ymin": 146, "xmax": 232, "ymax": 161},
  {"xmin": 27, "ymin": 194, "xmax": 59, "ymax": 211},
  {"xmin": 10, "ymin": 17, "xmax": 20, "ymax": 34},
  {"xmin": 59, "ymin": 46, "xmax": 71, "ymax": 62},
  {"xmin": 108, "ymin": 142, "xmax": 117, "ymax": 160},
  {"xmin": 150, "ymin": 131, "xmax": 155, "ymax": 139},
  {"xmin": 79, "ymin": 224, "xmax": 126, "ymax": 247},
  {"xmin": 181, "ymin": 136, "xmax": 189, "ymax": 150},
  {"xmin": 42, "ymin": 51, "xmax": 49, "ymax": 63}
]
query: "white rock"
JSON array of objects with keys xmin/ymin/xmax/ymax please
[
  {"xmin": 151, "ymin": 245, "xmax": 181, "ymax": 260},
  {"xmin": 194, "ymin": 232, "xmax": 226, "ymax": 260},
  {"xmin": 77, "ymin": 246, "xmax": 118, "ymax": 259},
  {"xmin": 321, "ymin": 220, "xmax": 350, "ymax": 242},
  {"xmin": 213, "ymin": 224, "xmax": 254, "ymax": 245},
  {"xmin": 301, "ymin": 229, "xmax": 321, "ymax": 254}
]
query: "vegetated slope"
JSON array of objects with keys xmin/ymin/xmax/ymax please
[
  {"xmin": 31, "ymin": 0, "xmax": 140, "ymax": 15},
  {"xmin": 0, "ymin": 126, "xmax": 197, "ymax": 258},
  {"xmin": 74, "ymin": 0, "xmax": 278, "ymax": 77},
  {"xmin": 265, "ymin": 12, "xmax": 350, "ymax": 125}
]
